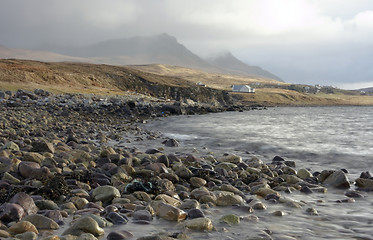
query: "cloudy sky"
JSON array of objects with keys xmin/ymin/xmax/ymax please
[{"xmin": 1, "ymin": 0, "xmax": 373, "ymax": 89}]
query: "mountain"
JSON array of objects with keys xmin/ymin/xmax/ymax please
[
  {"xmin": 207, "ymin": 52, "xmax": 283, "ymax": 82},
  {"xmin": 0, "ymin": 45, "xmax": 87, "ymax": 62},
  {"xmin": 356, "ymin": 87, "xmax": 373, "ymax": 93},
  {"xmin": 3, "ymin": 33, "xmax": 282, "ymax": 81}
]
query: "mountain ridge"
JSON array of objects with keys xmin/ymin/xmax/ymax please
[{"xmin": 1, "ymin": 33, "xmax": 282, "ymax": 81}]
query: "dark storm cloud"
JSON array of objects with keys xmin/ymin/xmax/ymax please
[{"xmin": 1, "ymin": 0, "xmax": 373, "ymax": 88}]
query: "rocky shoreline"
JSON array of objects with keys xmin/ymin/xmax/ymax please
[{"xmin": 0, "ymin": 89, "xmax": 373, "ymax": 240}]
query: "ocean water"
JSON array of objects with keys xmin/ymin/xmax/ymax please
[
  {"xmin": 145, "ymin": 106, "xmax": 373, "ymax": 178},
  {"xmin": 120, "ymin": 107, "xmax": 373, "ymax": 239}
]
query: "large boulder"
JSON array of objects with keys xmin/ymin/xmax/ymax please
[{"xmin": 322, "ymin": 170, "xmax": 350, "ymax": 189}]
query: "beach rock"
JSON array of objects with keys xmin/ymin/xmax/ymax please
[
  {"xmin": 345, "ymin": 190, "xmax": 363, "ymax": 198},
  {"xmin": 133, "ymin": 209, "xmax": 153, "ymax": 222},
  {"xmin": 0, "ymin": 203, "xmax": 26, "ymax": 223},
  {"xmin": 18, "ymin": 161, "xmax": 51, "ymax": 179},
  {"xmin": 92, "ymin": 185, "xmax": 120, "ymax": 202},
  {"xmin": 154, "ymin": 194, "xmax": 181, "ymax": 206},
  {"xmin": 107, "ymin": 230, "xmax": 134, "ymax": 240},
  {"xmin": 220, "ymin": 184, "xmax": 243, "ymax": 195},
  {"xmin": 190, "ymin": 177, "xmax": 207, "ymax": 188},
  {"xmin": 14, "ymin": 231, "xmax": 38, "ymax": 240},
  {"xmin": 323, "ymin": 170, "xmax": 350, "ymax": 189},
  {"xmin": 35, "ymin": 199, "xmax": 60, "ymax": 210},
  {"xmin": 217, "ymin": 154, "xmax": 242, "ymax": 164},
  {"xmin": 85, "ymin": 214, "xmax": 113, "ymax": 228},
  {"xmin": 23, "ymin": 152, "xmax": 45, "ymax": 164},
  {"xmin": 179, "ymin": 199, "xmax": 200, "ymax": 210},
  {"xmin": 8, "ymin": 220, "xmax": 39, "ymax": 235},
  {"xmin": 254, "ymin": 187, "xmax": 280, "ymax": 198},
  {"xmin": 306, "ymin": 207, "xmax": 319, "ymax": 215},
  {"xmin": 42, "ymin": 210, "xmax": 64, "ymax": 224},
  {"xmin": 0, "ymin": 229, "xmax": 11, "ymax": 238},
  {"xmin": 62, "ymin": 216, "xmax": 105, "ymax": 237},
  {"xmin": 183, "ymin": 217, "xmax": 213, "ymax": 231},
  {"xmin": 31, "ymin": 140, "xmax": 55, "ymax": 153},
  {"xmin": 2, "ymin": 141, "xmax": 20, "ymax": 151},
  {"xmin": 23, "ymin": 214, "xmax": 60, "ymax": 230},
  {"xmin": 105, "ymin": 212, "xmax": 128, "ymax": 225},
  {"xmin": 163, "ymin": 139, "xmax": 180, "ymax": 147},
  {"xmin": 9, "ymin": 192, "xmax": 38, "ymax": 216},
  {"xmin": 187, "ymin": 208, "xmax": 205, "ymax": 219},
  {"xmin": 355, "ymin": 178, "xmax": 373, "ymax": 190},
  {"xmin": 152, "ymin": 201, "xmax": 187, "ymax": 221},
  {"xmin": 272, "ymin": 210, "xmax": 285, "ymax": 216},
  {"xmin": 216, "ymin": 193, "xmax": 243, "ymax": 206},
  {"xmin": 297, "ymin": 168, "xmax": 313, "ymax": 179},
  {"xmin": 220, "ymin": 214, "xmax": 240, "ymax": 225}
]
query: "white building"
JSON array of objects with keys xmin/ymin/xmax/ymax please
[{"xmin": 232, "ymin": 85, "xmax": 255, "ymax": 93}]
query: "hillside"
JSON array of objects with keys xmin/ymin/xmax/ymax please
[
  {"xmin": 207, "ymin": 52, "xmax": 283, "ymax": 82},
  {"xmin": 0, "ymin": 59, "xmax": 372, "ymax": 106}
]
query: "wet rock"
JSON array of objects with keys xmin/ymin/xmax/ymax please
[
  {"xmin": 179, "ymin": 199, "xmax": 200, "ymax": 210},
  {"xmin": 154, "ymin": 194, "xmax": 181, "ymax": 207},
  {"xmin": 62, "ymin": 216, "xmax": 105, "ymax": 237},
  {"xmin": 345, "ymin": 190, "xmax": 363, "ymax": 198},
  {"xmin": 8, "ymin": 220, "xmax": 39, "ymax": 235},
  {"xmin": 359, "ymin": 171, "xmax": 372, "ymax": 179},
  {"xmin": 92, "ymin": 185, "xmax": 120, "ymax": 202},
  {"xmin": 35, "ymin": 199, "xmax": 60, "ymax": 210},
  {"xmin": 300, "ymin": 186, "xmax": 313, "ymax": 194},
  {"xmin": 220, "ymin": 214, "xmax": 240, "ymax": 225},
  {"xmin": 163, "ymin": 139, "xmax": 180, "ymax": 147},
  {"xmin": 107, "ymin": 230, "xmax": 134, "ymax": 240},
  {"xmin": 0, "ymin": 229, "xmax": 11, "ymax": 238},
  {"xmin": 23, "ymin": 214, "xmax": 60, "ymax": 230},
  {"xmin": 355, "ymin": 178, "xmax": 373, "ymax": 190},
  {"xmin": 187, "ymin": 208, "xmax": 205, "ymax": 219},
  {"xmin": 217, "ymin": 154, "xmax": 242, "ymax": 164},
  {"xmin": 216, "ymin": 193, "xmax": 243, "ymax": 206},
  {"xmin": 306, "ymin": 207, "xmax": 319, "ymax": 215},
  {"xmin": 133, "ymin": 209, "xmax": 152, "ymax": 222},
  {"xmin": 322, "ymin": 170, "xmax": 350, "ymax": 189},
  {"xmin": 241, "ymin": 214, "xmax": 259, "ymax": 222},
  {"xmin": 297, "ymin": 168, "xmax": 313, "ymax": 179},
  {"xmin": 254, "ymin": 187, "xmax": 280, "ymax": 198},
  {"xmin": 152, "ymin": 201, "xmax": 187, "ymax": 221},
  {"xmin": 31, "ymin": 140, "xmax": 55, "ymax": 153},
  {"xmin": 0, "ymin": 203, "xmax": 26, "ymax": 223},
  {"xmin": 183, "ymin": 217, "xmax": 214, "ymax": 231},
  {"xmin": 272, "ymin": 210, "xmax": 285, "ymax": 216},
  {"xmin": 85, "ymin": 214, "xmax": 113, "ymax": 228},
  {"xmin": 106, "ymin": 212, "xmax": 128, "ymax": 225}
]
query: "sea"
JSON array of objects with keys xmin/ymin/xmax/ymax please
[{"xmin": 118, "ymin": 106, "xmax": 373, "ymax": 239}]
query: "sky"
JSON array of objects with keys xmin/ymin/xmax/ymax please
[{"xmin": 1, "ymin": 0, "xmax": 373, "ymax": 89}]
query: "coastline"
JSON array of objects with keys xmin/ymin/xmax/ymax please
[{"xmin": 0, "ymin": 90, "xmax": 373, "ymax": 239}]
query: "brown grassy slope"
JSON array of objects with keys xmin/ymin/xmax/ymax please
[
  {"xmin": 130, "ymin": 64, "xmax": 286, "ymax": 90},
  {"xmin": 1, "ymin": 59, "xmax": 373, "ymax": 106}
]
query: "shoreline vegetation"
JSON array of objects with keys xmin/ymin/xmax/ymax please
[{"xmin": 0, "ymin": 59, "xmax": 373, "ymax": 239}]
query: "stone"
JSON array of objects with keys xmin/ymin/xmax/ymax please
[
  {"xmin": 92, "ymin": 185, "xmax": 120, "ymax": 202},
  {"xmin": 105, "ymin": 212, "xmax": 128, "ymax": 225},
  {"xmin": 0, "ymin": 229, "xmax": 11, "ymax": 238},
  {"xmin": 8, "ymin": 221, "xmax": 39, "ymax": 235},
  {"xmin": 163, "ymin": 139, "xmax": 180, "ymax": 147},
  {"xmin": 107, "ymin": 230, "xmax": 134, "ymax": 240},
  {"xmin": 2, "ymin": 141, "xmax": 20, "ymax": 151},
  {"xmin": 216, "ymin": 194, "xmax": 243, "ymax": 206},
  {"xmin": 306, "ymin": 207, "xmax": 319, "ymax": 215},
  {"xmin": 179, "ymin": 199, "xmax": 200, "ymax": 210},
  {"xmin": 9, "ymin": 192, "xmax": 38, "ymax": 215},
  {"xmin": 272, "ymin": 210, "xmax": 285, "ymax": 216},
  {"xmin": 190, "ymin": 177, "xmax": 207, "ymax": 188},
  {"xmin": 220, "ymin": 214, "xmax": 240, "ymax": 225},
  {"xmin": 254, "ymin": 187, "xmax": 280, "ymax": 198},
  {"xmin": 154, "ymin": 194, "xmax": 181, "ymax": 207},
  {"xmin": 297, "ymin": 168, "xmax": 313, "ymax": 179},
  {"xmin": 220, "ymin": 184, "xmax": 243, "ymax": 195},
  {"xmin": 18, "ymin": 161, "xmax": 51, "ymax": 180},
  {"xmin": 323, "ymin": 170, "xmax": 350, "ymax": 189},
  {"xmin": 152, "ymin": 201, "xmax": 187, "ymax": 221},
  {"xmin": 34, "ymin": 199, "xmax": 60, "ymax": 210},
  {"xmin": 2, "ymin": 172, "xmax": 21, "ymax": 184},
  {"xmin": 23, "ymin": 214, "xmax": 59, "ymax": 230},
  {"xmin": 183, "ymin": 217, "xmax": 213, "ymax": 231},
  {"xmin": 345, "ymin": 190, "xmax": 364, "ymax": 198},
  {"xmin": 23, "ymin": 152, "xmax": 45, "ymax": 164},
  {"xmin": 0, "ymin": 203, "xmax": 26, "ymax": 223},
  {"xmin": 187, "ymin": 208, "xmax": 205, "ymax": 219},
  {"xmin": 62, "ymin": 216, "xmax": 105, "ymax": 237},
  {"xmin": 85, "ymin": 214, "xmax": 113, "ymax": 228},
  {"xmin": 133, "ymin": 209, "xmax": 153, "ymax": 222},
  {"xmin": 31, "ymin": 140, "xmax": 55, "ymax": 153},
  {"xmin": 14, "ymin": 231, "xmax": 38, "ymax": 240},
  {"xmin": 76, "ymin": 233, "xmax": 98, "ymax": 240},
  {"xmin": 217, "ymin": 154, "xmax": 242, "ymax": 164},
  {"xmin": 355, "ymin": 178, "xmax": 373, "ymax": 190}
]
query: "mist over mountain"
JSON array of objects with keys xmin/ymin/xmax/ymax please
[
  {"xmin": 207, "ymin": 52, "xmax": 283, "ymax": 82},
  {"xmin": 3, "ymin": 33, "xmax": 282, "ymax": 81}
]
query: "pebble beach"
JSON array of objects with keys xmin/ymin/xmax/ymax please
[{"xmin": 1, "ymin": 89, "xmax": 373, "ymax": 240}]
